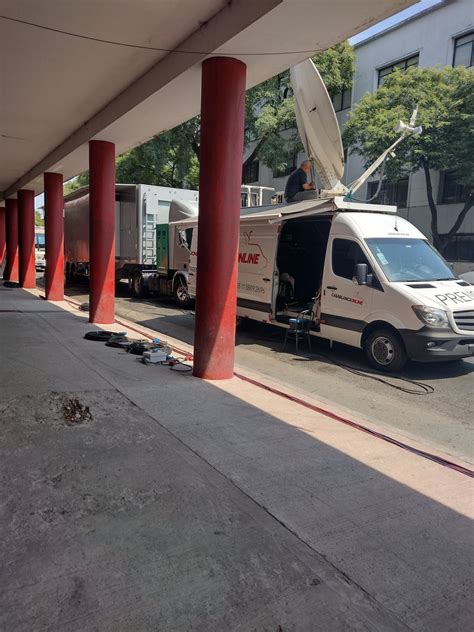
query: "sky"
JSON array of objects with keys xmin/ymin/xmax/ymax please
[
  {"xmin": 35, "ymin": 0, "xmax": 444, "ymax": 211},
  {"xmin": 350, "ymin": 0, "xmax": 444, "ymax": 44}
]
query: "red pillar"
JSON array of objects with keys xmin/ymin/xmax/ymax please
[
  {"xmin": 0, "ymin": 206, "xmax": 5, "ymax": 271},
  {"xmin": 4, "ymin": 198, "xmax": 19, "ymax": 282},
  {"xmin": 18, "ymin": 189, "xmax": 36, "ymax": 288},
  {"xmin": 193, "ymin": 57, "xmax": 247, "ymax": 379},
  {"xmin": 44, "ymin": 173, "xmax": 64, "ymax": 301},
  {"xmin": 89, "ymin": 140, "xmax": 115, "ymax": 324}
]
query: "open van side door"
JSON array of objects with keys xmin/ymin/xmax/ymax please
[{"xmin": 320, "ymin": 235, "xmax": 375, "ymax": 347}]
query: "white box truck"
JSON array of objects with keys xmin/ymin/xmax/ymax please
[
  {"xmin": 64, "ymin": 183, "xmax": 272, "ymax": 304},
  {"xmin": 64, "ymin": 184, "xmax": 199, "ymax": 299},
  {"xmin": 176, "ymin": 60, "xmax": 474, "ymax": 371}
]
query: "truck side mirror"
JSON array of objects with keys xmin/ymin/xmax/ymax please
[
  {"xmin": 178, "ymin": 230, "xmax": 189, "ymax": 250},
  {"xmin": 354, "ymin": 263, "xmax": 368, "ymax": 285}
]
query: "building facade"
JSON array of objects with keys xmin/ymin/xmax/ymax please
[{"xmin": 243, "ymin": 0, "xmax": 473, "ymax": 270}]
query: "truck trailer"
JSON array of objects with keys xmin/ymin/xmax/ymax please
[
  {"xmin": 64, "ymin": 183, "xmax": 274, "ymax": 305},
  {"xmin": 64, "ymin": 184, "xmax": 199, "ymax": 301}
]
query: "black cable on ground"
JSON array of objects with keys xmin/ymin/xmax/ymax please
[
  {"xmin": 84, "ymin": 330, "xmax": 127, "ymax": 341},
  {"xmin": 310, "ymin": 350, "xmax": 434, "ymax": 395},
  {"xmin": 169, "ymin": 359, "xmax": 193, "ymax": 373}
]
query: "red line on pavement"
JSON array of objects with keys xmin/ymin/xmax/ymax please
[{"xmin": 63, "ymin": 295, "xmax": 474, "ymax": 479}]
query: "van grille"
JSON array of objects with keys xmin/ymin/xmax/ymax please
[{"xmin": 453, "ymin": 310, "xmax": 474, "ymax": 331}]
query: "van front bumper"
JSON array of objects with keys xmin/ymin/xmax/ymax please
[{"xmin": 399, "ymin": 328, "xmax": 474, "ymax": 362}]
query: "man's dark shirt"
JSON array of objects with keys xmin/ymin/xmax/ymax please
[{"xmin": 284, "ymin": 168, "xmax": 307, "ymax": 201}]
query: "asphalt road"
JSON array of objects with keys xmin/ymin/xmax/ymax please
[{"xmin": 62, "ymin": 279, "xmax": 474, "ymax": 464}]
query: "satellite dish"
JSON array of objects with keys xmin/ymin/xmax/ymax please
[{"xmin": 290, "ymin": 59, "xmax": 345, "ymax": 191}]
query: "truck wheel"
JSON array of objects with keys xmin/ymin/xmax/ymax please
[
  {"xmin": 364, "ymin": 328, "xmax": 407, "ymax": 373},
  {"xmin": 173, "ymin": 276, "xmax": 193, "ymax": 309},
  {"xmin": 131, "ymin": 271, "xmax": 149, "ymax": 299}
]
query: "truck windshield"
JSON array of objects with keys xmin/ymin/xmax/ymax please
[{"xmin": 365, "ymin": 238, "xmax": 456, "ymax": 282}]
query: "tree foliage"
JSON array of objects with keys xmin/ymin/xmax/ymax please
[
  {"xmin": 63, "ymin": 42, "xmax": 355, "ymax": 193},
  {"xmin": 245, "ymin": 41, "xmax": 355, "ymax": 172},
  {"xmin": 343, "ymin": 66, "xmax": 474, "ymax": 251},
  {"xmin": 116, "ymin": 118, "xmax": 200, "ymax": 189},
  {"xmin": 64, "ymin": 172, "xmax": 89, "ymax": 196}
]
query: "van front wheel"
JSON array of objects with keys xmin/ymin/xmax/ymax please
[{"xmin": 364, "ymin": 328, "xmax": 407, "ymax": 373}]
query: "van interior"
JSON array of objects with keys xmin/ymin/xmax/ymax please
[{"xmin": 275, "ymin": 217, "xmax": 331, "ymax": 321}]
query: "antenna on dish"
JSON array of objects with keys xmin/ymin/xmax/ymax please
[
  {"xmin": 395, "ymin": 105, "xmax": 422, "ymax": 136},
  {"xmin": 347, "ymin": 107, "xmax": 422, "ymax": 196}
]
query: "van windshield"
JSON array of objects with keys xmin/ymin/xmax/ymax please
[{"xmin": 365, "ymin": 238, "xmax": 455, "ymax": 282}]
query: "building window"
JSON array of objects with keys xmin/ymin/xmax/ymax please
[
  {"xmin": 438, "ymin": 170, "xmax": 468, "ymax": 204},
  {"xmin": 440, "ymin": 234, "xmax": 474, "ymax": 261},
  {"xmin": 273, "ymin": 154, "xmax": 297, "ymax": 178},
  {"xmin": 367, "ymin": 177, "xmax": 409, "ymax": 208},
  {"xmin": 242, "ymin": 160, "xmax": 259, "ymax": 184},
  {"xmin": 332, "ymin": 87, "xmax": 352, "ymax": 112},
  {"xmin": 377, "ymin": 54, "xmax": 419, "ymax": 87},
  {"xmin": 453, "ymin": 31, "xmax": 474, "ymax": 68}
]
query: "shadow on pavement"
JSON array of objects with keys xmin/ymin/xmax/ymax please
[{"xmin": 1, "ymin": 288, "xmax": 472, "ymax": 631}]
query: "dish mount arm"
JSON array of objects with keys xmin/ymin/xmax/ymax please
[{"xmin": 347, "ymin": 107, "xmax": 422, "ymax": 196}]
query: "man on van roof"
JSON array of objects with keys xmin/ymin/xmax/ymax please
[{"xmin": 284, "ymin": 160, "xmax": 316, "ymax": 202}]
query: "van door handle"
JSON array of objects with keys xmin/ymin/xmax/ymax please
[
  {"xmin": 262, "ymin": 278, "xmax": 271, "ymax": 282},
  {"xmin": 327, "ymin": 285, "xmax": 337, "ymax": 290}
]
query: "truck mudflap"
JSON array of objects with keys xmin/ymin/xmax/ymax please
[{"xmin": 399, "ymin": 327, "xmax": 474, "ymax": 362}]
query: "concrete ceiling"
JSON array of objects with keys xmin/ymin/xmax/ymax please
[{"xmin": 0, "ymin": 0, "xmax": 416, "ymax": 199}]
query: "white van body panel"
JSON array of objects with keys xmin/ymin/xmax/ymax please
[{"xmin": 237, "ymin": 222, "xmax": 279, "ymax": 318}]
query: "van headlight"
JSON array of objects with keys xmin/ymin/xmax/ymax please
[{"xmin": 412, "ymin": 305, "xmax": 450, "ymax": 329}]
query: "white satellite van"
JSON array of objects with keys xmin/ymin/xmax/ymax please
[{"xmin": 174, "ymin": 60, "xmax": 474, "ymax": 372}]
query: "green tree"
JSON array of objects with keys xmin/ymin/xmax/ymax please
[
  {"xmin": 343, "ymin": 66, "xmax": 474, "ymax": 253},
  {"xmin": 245, "ymin": 41, "xmax": 355, "ymax": 173},
  {"xmin": 64, "ymin": 119, "xmax": 200, "ymax": 194},
  {"xmin": 64, "ymin": 172, "xmax": 89, "ymax": 196},
  {"xmin": 34, "ymin": 210, "xmax": 44, "ymax": 226},
  {"xmin": 116, "ymin": 118, "xmax": 200, "ymax": 188},
  {"xmin": 63, "ymin": 42, "xmax": 354, "ymax": 191}
]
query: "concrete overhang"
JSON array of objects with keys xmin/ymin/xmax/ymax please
[{"xmin": 0, "ymin": 0, "xmax": 416, "ymax": 199}]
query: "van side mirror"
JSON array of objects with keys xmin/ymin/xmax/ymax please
[{"xmin": 354, "ymin": 263, "xmax": 369, "ymax": 285}]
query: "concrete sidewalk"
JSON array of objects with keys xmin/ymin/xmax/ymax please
[{"xmin": 0, "ymin": 287, "xmax": 472, "ymax": 631}]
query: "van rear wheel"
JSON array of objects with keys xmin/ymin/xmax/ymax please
[{"xmin": 364, "ymin": 328, "xmax": 407, "ymax": 373}]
